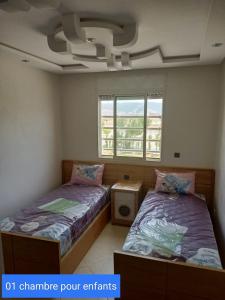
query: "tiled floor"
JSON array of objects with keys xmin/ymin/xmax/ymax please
[{"xmin": 61, "ymin": 222, "xmax": 129, "ymax": 300}]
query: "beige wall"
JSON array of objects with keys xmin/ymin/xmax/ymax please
[
  {"xmin": 215, "ymin": 60, "xmax": 225, "ymax": 263},
  {"xmin": 0, "ymin": 52, "xmax": 62, "ymax": 272},
  {"xmin": 0, "ymin": 52, "xmax": 62, "ymax": 217},
  {"xmin": 61, "ymin": 65, "xmax": 220, "ymax": 168}
]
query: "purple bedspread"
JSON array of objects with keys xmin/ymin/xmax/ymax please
[
  {"xmin": 0, "ymin": 184, "xmax": 109, "ymax": 256},
  {"xmin": 123, "ymin": 191, "xmax": 222, "ymax": 269}
]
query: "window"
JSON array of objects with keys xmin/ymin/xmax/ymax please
[{"xmin": 98, "ymin": 95, "xmax": 163, "ymax": 161}]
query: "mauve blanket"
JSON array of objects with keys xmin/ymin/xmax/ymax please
[
  {"xmin": 0, "ymin": 184, "xmax": 109, "ymax": 256},
  {"xmin": 123, "ymin": 191, "xmax": 222, "ymax": 269}
]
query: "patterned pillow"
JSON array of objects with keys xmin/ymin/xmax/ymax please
[
  {"xmin": 155, "ymin": 169, "xmax": 195, "ymax": 194},
  {"xmin": 69, "ymin": 164, "xmax": 104, "ymax": 186}
]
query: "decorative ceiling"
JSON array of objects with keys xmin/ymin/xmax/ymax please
[
  {"xmin": 0, "ymin": 0, "xmax": 225, "ymax": 73},
  {"xmin": 0, "ymin": 0, "xmax": 60, "ymax": 11}
]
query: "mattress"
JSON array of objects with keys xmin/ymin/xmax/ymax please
[
  {"xmin": 123, "ymin": 191, "xmax": 222, "ymax": 269},
  {"xmin": 0, "ymin": 184, "xmax": 110, "ymax": 256}
]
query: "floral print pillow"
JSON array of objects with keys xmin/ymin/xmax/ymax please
[
  {"xmin": 155, "ymin": 169, "xmax": 195, "ymax": 194},
  {"xmin": 68, "ymin": 164, "xmax": 104, "ymax": 186}
]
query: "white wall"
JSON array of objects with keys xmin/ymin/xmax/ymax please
[
  {"xmin": 61, "ymin": 65, "xmax": 220, "ymax": 168},
  {"xmin": 0, "ymin": 51, "xmax": 62, "ymax": 272},
  {"xmin": 215, "ymin": 59, "xmax": 225, "ymax": 263}
]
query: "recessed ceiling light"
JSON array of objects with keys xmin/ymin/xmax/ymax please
[
  {"xmin": 22, "ymin": 59, "xmax": 30, "ymax": 63},
  {"xmin": 212, "ymin": 42, "xmax": 223, "ymax": 48}
]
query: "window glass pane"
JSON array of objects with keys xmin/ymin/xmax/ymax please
[
  {"xmin": 147, "ymin": 117, "xmax": 162, "ymax": 128},
  {"xmin": 146, "ymin": 152, "xmax": 161, "ymax": 160},
  {"xmin": 117, "ymin": 98, "xmax": 144, "ymax": 117},
  {"xmin": 101, "ymin": 100, "xmax": 113, "ymax": 116},
  {"xmin": 101, "ymin": 117, "xmax": 113, "ymax": 128},
  {"xmin": 147, "ymin": 98, "xmax": 163, "ymax": 116},
  {"xmin": 116, "ymin": 97, "xmax": 144, "ymax": 158},
  {"xmin": 146, "ymin": 141, "xmax": 161, "ymax": 152},
  {"xmin": 102, "ymin": 149, "xmax": 114, "ymax": 156},
  {"xmin": 101, "ymin": 139, "xmax": 114, "ymax": 156},
  {"xmin": 117, "ymin": 138, "xmax": 143, "ymax": 158},
  {"xmin": 99, "ymin": 99, "xmax": 114, "ymax": 157},
  {"xmin": 101, "ymin": 128, "xmax": 113, "ymax": 139},
  {"xmin": 117, "ymin": 150, "xmax": 143, "ymax": 158},
  {"xmin": 117, "ymin": 140, "xmax": 143, "ymax": 150},
  {"xmin": 146, "ymin": 129, "xmax": 161, "ymax": 140},
  {"xmin": 101, "ymin": 100, "xmax": 114, "ymax": 128},
  {"xmin": 146, "ymin": 98, "xmax": 163, "ymax": 161},
  {"xmin": 117, "ymin": 117, "xmax": 144, "ymax": 128},
  {"xmin": 117, "ymin": 129, "xmax": 143, "ymax": 139}
]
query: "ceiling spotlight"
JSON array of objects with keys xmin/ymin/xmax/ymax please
[{"xmin": 212, "ymin": 42, "xmax": 223, "ymax": 48}]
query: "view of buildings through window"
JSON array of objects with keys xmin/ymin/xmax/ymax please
[{"xmin": 99, "ymin": 95, "xmax": 163, "ymax": 161}]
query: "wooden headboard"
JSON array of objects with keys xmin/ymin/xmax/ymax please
[{"xmin": 62, "ymin": 160, "xmax": 215, "ymax": 213}]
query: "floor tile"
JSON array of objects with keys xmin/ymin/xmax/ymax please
[
  {"xmin": 75, "ymin": 223, "xmax": 129, "ymax": 274},
  {"xmin": 61, "ymin": 223, "xmax": 128, "ymax": 300}
]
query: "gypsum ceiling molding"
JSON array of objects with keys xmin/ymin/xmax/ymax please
[
  {"xmin": 121, "ymin": 52, "xmax": 131, "ymax": 70},
  {"xmin": 61, "ymin": 64, "xmax": 88, "ymax": 71},
  {"xmin": 129, "ymin": 46, "xmax": 200, "ymax": 64},
  {"xmin": 0, "ymin": 41, "xmax": 89, "ymax": 72},
  {"xmin": 72, "ymin": 46, "xmax": 200, "ymax": 68},
  {"xmin": 80, "ymin": 18, "xmax": 137, "ymax": 48},
  {"xmin": 47, "ymin": 14, "xmax": 200, "ymax": 70},
  {"xmin": 107, "ymin": 54, "xmax": 117, "ymax": 71},
  {"xmin": 26, "ymin": 0, "xmax": 60, "ymax": 9},
  {"xmin": 47, "ymin": 13, "xmax": 137, "ymax": 61},
  {"xmin": 0, "ymin": 0, "xmax": 30, "ymax": 12},
  {"xmin": 0, "ymin": 41, "xmax": 200, "ymax": 73},
  {"xmin": 0, "ymin": 0, "xmax": 60, "ymax": 12}
]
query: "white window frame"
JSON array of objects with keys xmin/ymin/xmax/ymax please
[{"xmin": 98, "ymin": 94, "xmax": 163, "ymax": 161}]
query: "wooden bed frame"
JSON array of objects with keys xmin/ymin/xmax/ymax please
[
  {"xmin": 1, "ymin": 161, "xmax": 111, "ymax": 274},
  {"xmin": 108, "ymin": 163, "xmax": 225, "ymax": 300},
  {"xmin": 0, "ymin": 160, "xmax": 220, "ymax": 279},
  {"xmin": 114, "ymin": 251, "xmax": 225, "ymax": 300},
  {"xmin": 1, "ymin": 202, "xmax": 110, "ymax": 274}
]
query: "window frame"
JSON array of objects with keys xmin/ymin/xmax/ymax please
[{"xmin": 98, "ymin": 93, "xmax": 163, "ymax": 162}]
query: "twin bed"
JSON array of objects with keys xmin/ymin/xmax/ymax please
[
  {"xmin": 1, "ymin": 160, "xmax": 225, "ymax": 300},
  {"xmin": 1, "ymin": 184, "xmax": 109, "ymax": 257},
  {"xmin": 1, "ymin": 161, "xmax": 111, "ymax": 274},
  {"xmin": 122, "ymin": 191, "xmax": 221, "ymax": 268},
  {"xmin": 114, "ymin": 177, "xmax": 225, "ymax": 300}
]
